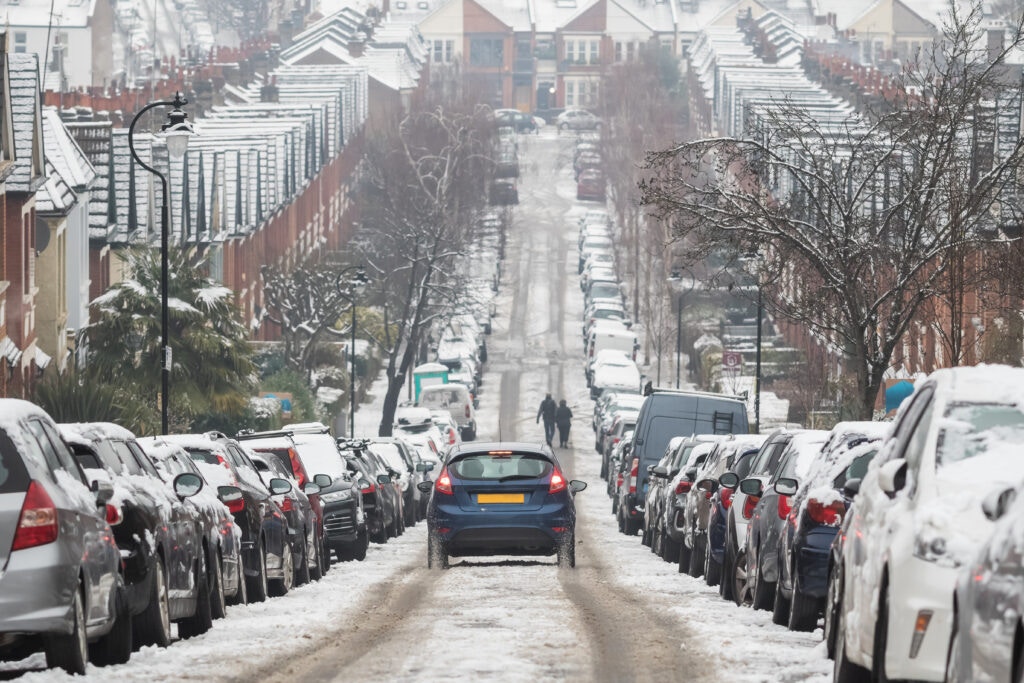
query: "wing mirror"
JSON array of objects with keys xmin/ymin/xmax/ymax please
[
  {"xmin": 91, "ymin": 478, "xmax": 115, "ymax": 506},
  {"xmin": 416, "ymin": 462, "xmax": 435, "ymax": 472},
  {"xmin": 696, "ymin": 478, "xmax": 718, "ymax": 494},
  {"xmin": 842, "ymin": 478, "xmax": 862, "ymax": 499},
  {"xmin": 268, "ymin": 478, "xmax": 293, "ymax": 496},
  {"xmin": 719, "ymin": 472, "xmax": 739, "ymax": 489},
  {"xmin": 877, "ymin": 458, "xmax": 907, "ymax": 496},
  {"xmin": 303, "ymin": 482, "xmax": 322, "ymax": 496},
  {"xmin": 217, "ymin": 485, "xmax": 243, "ymax": 505},
  {"xmin": 314, "ymin": 473, "xmax": 333, "ymax": 488},
  {"xmin": 570, "ymin": 480, "xmax": 587, "ymax": 493},
  {"xmin": 739, "ymin": 478, "xmax": 762, "ymax": 496},
  {"xmin": 376, "ymin": 474, "xmax": 392, "ymax": 485},
  {"xmin": 981, "ymin": 486, "xmax": 1017, "ymax": 522},
  {"xmin": 652, "ymin": 465, "xmax": 668, "ymax": 478},
  {"xmin": 417, "ymin": 481, "xmax": 433, "ymax": 493},
  {"xmin": 774, "ymin": 477, "xmax": 799, "ymax": 497},
  {"xmin": 173, "ymin": 472, "xmax": 204, "ymax": 499}
]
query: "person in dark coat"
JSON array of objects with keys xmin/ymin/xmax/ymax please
[
  {"xmin": 555, "ymin": 399, "xmax": 573, "ymax": 448},
  {"xmin": 536, "ymin": 393, "xmax": 557, "ymax": 446}
]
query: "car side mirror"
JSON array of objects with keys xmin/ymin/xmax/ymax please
[
  {"xmin": 646, "ymin": 464, "xmax": 655, "ymax": 474},
  {"xmin": 416, "ymin": 462, "xmax": 435, "ymax": 472},
  {"xmin": 217, "ymin": 485, "xmax": 243, "ymax": 506},
  {"xmin": 269, "ymin": 478, "xmax": 293, "ymax": 496},
  {"xmin": 417, "ymin": 481, "xmax": 433, "ymax": 493},
  {"xmin": 173, "ymin": 472, "xmax": 204, "ymax": 499},
  {"xmin": 719, "ymin": 472, "xmax": 739, "ymax": 489},
  {"xmin": 774, "ymin": 477, "xmax": 798, "ymax": 497},
  {"xmin": 739, "ymin": 478, "xmax": 762, "ymax": 496},
  {"xmin": 570, "ymin": 480, "xmax": 587, "ymax": 493},
  {"xmin": 842, "ymin": 478, "xmax": 862, "ymax": 499},
  {"xmin": 685, "ymin": 467, "xmax": 698, "ymax": 481},
  {"xmin": 314, "ymin": 473, "xmax": 333, "ymax": 488},
  {"xmin": 303, "ymin": 482, "xmax": 322, "ymax": 496},
  {"xmin": 981, "ymin": 486, "xmax": 1017, "ymax": 522},
  {"xmin": 652, "ymin": 465, "xmax": 668, "ymax": 478},
  {"xmin": 91, "ymin": 478, "xmax": 115, "ymax": 506},
  {"xmin": 877, "ymin": 458, "xmax": 907, "ymax": 496},
  {"xmin": 697, "ymin": 478, "xmax": 718, "ymax": 493},
  {"xmin": 376, "ymin": 474, "xmax": 391, "ymax": 485}
]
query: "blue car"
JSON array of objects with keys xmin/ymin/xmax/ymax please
[{"xmin": 418, "ymin": 443, "xmax": 586, "ymax": 568}]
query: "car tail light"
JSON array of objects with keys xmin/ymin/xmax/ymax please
[
  {"xmin": 435, "ymin": 468, "xmax": 453, "ymax": 495},
  {"xmin": 611, "ymin": 436, "xmax": 621, "ymax": 446},
  {"xmin": 807, "ymin": 498, "xmax": 845, "ymax": 526},
  {"xmin": 448, "ymin": 428, "xmax": 457, "ymax": 446},
  {"xmin": 742, "ymin": 495, "xmax": 759, "ymax": 520},
  {"xmin": 705, "ymin": 490, "xmax": 713, "ymax": 500},
  {"xmin": 360, "ymin": 481, "xmax": 377, "ymax": 494},
  {"xmin": 225, "ymin": 496, "xmax": 245, "ymax": 514},
  {"xmin": 216, "ymin": 453, "xmax": 238, "ymax": 484},
  {"xmin": 288, "ymin": 449, "xmax": 306, "ymax": 488},
  {"xmin": 777, "ymin": 495, "xmax": 792, "ymax": 520},
  {"xmin": 628, "ymin": 458, "xmax": 638, "ymax": 494},
  {"xmin": 11, "ymin": 481, "xmax": 58, "ymax": 551},
  {"xmin": 105, "ymin": 503, "xmax": 123, "ymax": 526},
  {"xmin": 549, "ymin": 469, "xmax": 567, "ymax": 494},
  {"xmin": 465, "ymin": 404, "xmax": 471, "ymax": 418},
  {"xmin": 720, "ymin": 487, "xmax": 734, "ymax": 509},
  {"xmin": 675, "ymin": 480, "xmax": 692, "ymax": 495},
  {"xmin": 616, "ymin": 472, "xmax": 624, "ymax": 490},
  {"xmin": 280, "ymin": 497, "xmax": 294, "ymax": 513}
]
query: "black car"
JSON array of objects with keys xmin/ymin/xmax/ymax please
[
  {"xmin": 61, "ymin": 423, "xmax": 210, "ymax": 646},
  {"xmin": 494, "ymin": 108, "xmax": 538, "ymax": 133},
  {"xmin": 371, "ymin": 437, "xmax": 430, "ymax": 526},
  {"xmin": 161, "ymin": 434, "xmax": 292, "ymax": 603},
  {"xmin": 489, "ymin": 179, "xmax": 519, "ymax": 205},
  {"xmin": 338, "ymin": 439, "xmax": 400, "ymax": 543}
]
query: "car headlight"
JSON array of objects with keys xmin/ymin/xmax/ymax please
[
  {"xmin": 321, "ymin": 489, "xmax": 354, "ymax": 503},
  {"xmin": 913, "ymin": 535, "xmax": 952, "ymax": 564}
]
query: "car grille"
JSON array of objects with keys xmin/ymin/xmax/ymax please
[{"xmin": 324, "ymin": 509, "xmax": 357, "ymax": 535}]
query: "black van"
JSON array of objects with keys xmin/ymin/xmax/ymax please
[{"xmin": 624, "ymin": 390, "xmax": 748, "ymax": 532}]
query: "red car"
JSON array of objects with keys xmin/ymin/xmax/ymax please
[{"xmin": 577, "ymin": 169, "xmax": 606, "ymax": 201}]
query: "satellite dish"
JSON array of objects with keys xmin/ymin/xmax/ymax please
[{"xmin": 35, "ymin": 216, "xmax": 50, "ymax": 254}]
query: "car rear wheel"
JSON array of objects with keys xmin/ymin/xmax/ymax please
[
  {"xmin": 733, "ymin": 549, "xmax": 750, "ymax": 606},
  {"xmin": 247, "ymin": 541, "xmax": 269, "ymax": 603},
  {"xmin": 296, "ymin": 533, "xmax": 311, "ymax": 587},
  {"xmin": 704, "ymin": 539, "xmax": 721, "ymax": 587},
  {"xmin": 772, "ymin": 578, "xmax": 791, "ymax": 625},
  {"xmin": 872, "ymin": 581, "xmax": 893, "ymax": 683},
  {"xmin": 427, "ymin": 534, "xmax": 449, "ymax": 570},
  {"xmin": 269, "ymin": 542, "xmax": 294, "ymax": 597},
  {"xmin": 824, "ymin": 564, "xmax": 841, "ymax": 659},
  {"xmin": 557, "ymin": 533, "xmax": 576, "ymax": 568},
  {"xmin": 46, "ymin": 584, "xmax": 88, "ymax": 675},
  {"xmin": 834, "ymin": 599, "xmax": 871, "ymax": 683},
  {"xmin": 353, "ymin": 528, "xmax": 369, "ymax": 561},
  {"xmin": 135, "ymin": 555, "xmax": 171, "ymax": 648},
  {"xmin": 179, "ymin": 550, "xmax": 212, "ymax": 638},
  {"xmin": 662, "ymin": 533, "xmax": 680, "ymax": 564},
  {"xmin": 688, "ymin": 534, "xmax": 705, "ymax": 578},
  {"xmin": 210, "ymin": 550, "xmax": 227, "ymax": 619},
  {"xmin": 788, "ymin": 574, "xmax": 820, "ymax": 632},
  {"xmin": 678, "ymin": 539, "xmax": 692, "ymax": 574},
  {"xmin": 89, "ymin": 586, "xmax": 132, "ymax": 666}
]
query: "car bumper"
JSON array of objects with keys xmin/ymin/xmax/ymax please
[
  {"xmin": 793, "ymin": 527, "xmax": 837, "ymax": 598},
  {"xmin": 323, "ymin": 499, "xmax": 361, "ymax": 543},
  {"xmin": 882, "ymin": 557, "xmax": 956, "ymax": 682},
  {"xmin": 0, "ymin": 544, "xmax": 86, "ymax": 636},
  {"xmin": 431, "ymin": 505, "xmax": 574, "ymax": 556}
]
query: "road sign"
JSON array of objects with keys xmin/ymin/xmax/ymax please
[{"xmin": 722, "ymin": 351, "xmax": 743, "ymax": 371}]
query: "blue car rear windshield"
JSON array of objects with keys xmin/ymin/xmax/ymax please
[{"xmin": 451, "ymin": 453, "xmax": 552, "ymax": 481}]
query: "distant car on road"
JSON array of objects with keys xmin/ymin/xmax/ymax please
[
  {"xmin": 420, "ymin": 442, "xmax": 586, "ymax": 568},
  {"xmin": 557, "ymin": 108, "xmax": 601, "ymax": 132}
]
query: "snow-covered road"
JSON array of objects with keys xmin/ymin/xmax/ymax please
[{"xmin": 2, "ymin": 128, "xmax": 833, "ymax": 682}]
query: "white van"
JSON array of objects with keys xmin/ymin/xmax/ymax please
[
  {"xmin": 586, "ymin": 324, "xmax": 639, "ymax": 384},
  {"xmin": 417, "ymin": 384, "xmax": 477, "ymax": 441}
]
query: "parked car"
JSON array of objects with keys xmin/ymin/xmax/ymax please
[
  {"xmin": 774, "ymin": 427, "xmax": 885, "ymax": 631},
  {"xmin": 598, "ymin": 409, "xmax": 639, "ymax": 475},
  {"xmin": 947, "ymin": 482, "xmax": 1024, "ymax": 682},
  {"xmin": 369, "ymin": 438, "xmax": 419, "ymax": 527},
  {"xmin": 137, "ymin": 437, "xmax": 244, "ymax": 620},
  {"xmin": 419, "ymin": 442, "xmax": 586, "ymax": 568},
  {"xmin": 0, "ymin": 400, "xmax": 129, "ymax": 674},
  {"xmin": 641, "ymin": 436, "xmax": 688, "ymax": 549},
  {"xmin": 832, "ymin": 366, "xmax": 1024, "ymax": 683},
  {"xmin": 576, "ymin": 169, "xmax": 606, "ymax": 201},
  {"xmin": 579, "ymin": 234, "xmax": 613, "ymax": 273},
  {"xmin": 708, "ymin": 447, "xmax": 762, "ymax": 595},
  {"xmin": 374, "ymin": 436, "xmax": 435, "ymax": 523},
  {"xmin": 337, "ymin": 439, "xmax": 399, "ymax": 543},
  {"xmin": 62, "ymin": 422, "xmax": 212, "ymax": 645},
  {"xmin": 494, "ymin": 108, "xmax": 538, "ymax": 133},
  {"xmin": 741, "ymin": 430, "xmax": 829, "ymax": 610},
  {"xmin": 721, "ymin": 428, "xmax": 797, "ymax": 607},
  {"xmin": 235, "ymin": 429, "xmax": 328, "ymax": 581},
  {"xmin": 489, "ymin": 178, "xmax": 518, "ymax": 205},
  {"xmin": 418, "ymin": 383, "xmax": 477, "ymax": 441},
  {"xmin": 593, "ymin": 390, "xmax": 644, "ymax": 435},
  {"xmin": 160, "ymin": 434, "xmax": 291, "ymax": 603},
  {"xmin": 557, "ymin": 108, "xmax": 601, "ymax": 131}
]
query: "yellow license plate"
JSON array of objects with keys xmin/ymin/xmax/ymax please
[{"xmin": 477, "ymin": 493, "xmax": 525, "ymax": 504}]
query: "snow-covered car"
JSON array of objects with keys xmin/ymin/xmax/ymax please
[
  {"xmin": 589, "ymin": 351, "xmax": 640, "ymax": 400},
  {"xmin": 832, "ymin": 366, "xmax": 1024, "ymax": 683},
  {"xmin": 418, "ymin": 383, "xmax": 477, "ymax": 441},
  {"xmin": 556, "ymin": 108, "xmax": 601, "ymax": 131},
  {"xmin": 578, "ymin": 234, "xmax": 613, "ymax": 273}
]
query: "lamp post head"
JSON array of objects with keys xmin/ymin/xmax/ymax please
[
  {"xmin": 351, "ymin": 268, "xmax": 369, "ymax": 296},
  {"xmin": 161, "ymin": 92, "xmax": 195, "ymax": 161}
]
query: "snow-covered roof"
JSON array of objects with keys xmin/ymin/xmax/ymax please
[
  {"xmin": 7, "ymin": 52, "xmax": 43, "ymax": 194},
  {"xmin": 37, "ymin": 107, "xmax": 96, "ymax": 215},
  {"xmin": 0, "ymin": 0, "xmax": 98, "ymax": 28}
]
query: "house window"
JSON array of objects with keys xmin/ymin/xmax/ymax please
[
  {"xmin": 566, "ymin": 40, "xmax": 576, "ymax": 63},
  {"xmin": 433, "ymin": 39, "xmax": 455, "ymax": 63},
  {"xmin": 589, "ymin": 40, "xmax": 599, "ymax": 64},
  {"xmin": 615, "ymin": 42, "xmax": 622, "ymax": 62},
  {"xmin": 565, "ymin": 80, "xmax": 575, "ymax": 106},
  {"xmin": 469, "ymin": 38, "xmax": 503, "ymax": 67},
  {"xmin": 626, "ymin": 42, "xmax": 635, "ymax": 62},
  {"xmin": 14, "ymin": 32, "xmax": 26, "ymax": 54}
]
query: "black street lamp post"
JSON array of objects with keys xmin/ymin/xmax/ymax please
[
  {"xmin": 336, "ymin": 267, "xmax": 369, "ymax": 437},
  {"xmin": 128, "ymin": 92, "xmax": 194, "ymax": 435}
]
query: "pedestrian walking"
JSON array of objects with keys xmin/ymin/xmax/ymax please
[
  {"xmin": 536, "ymin": 393, "xmax": 557, "ymax": 446},
  {"xmin": 555, "ymin": 399, "xmax": 573, "ymax": 448},
  {"xmin": 643, "ymin": 380, "xmax": 654, "ymax": 396}
]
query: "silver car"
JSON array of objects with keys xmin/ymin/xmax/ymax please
[{"xmin": 0, "ymin": 399, "xmax": 130, "ymax": 674}]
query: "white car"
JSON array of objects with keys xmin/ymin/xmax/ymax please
[
  {"xmin": 590, "ymin": 352, "xmax": 640, "ymax": 399},
  {"xmin": 557, "ymin": 108, "xmax": 601, "ymax": 131},
  {"xmin": 833, "ymin": 365, "xmax": 1024, "ymax": 682}
]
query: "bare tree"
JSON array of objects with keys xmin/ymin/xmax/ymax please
[
  {"xmin": 641, "ymin": 4, "xmax": 1024, "ymax": 418},
  {"xmin": 355, "ymin": 105, "xmax": 495, "ymax": 435}
]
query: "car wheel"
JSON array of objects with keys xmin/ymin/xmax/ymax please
[
  {"xmin": 678, "ymin": 538, "xmax": 692, "ymax": 574},
  {"xmin": 353, "ymin": 527, "xmax": 369, "ymax": 561},
  {"xmin": 321, "ymin": 538, "xmax": 332, "ymax": 573},
  {"xmin": 296, "ymin": 533, "xmax": 311, "ymax": 587},
  {"xmin": 46, "ymin": 584, "xmax": 88, "ymax": 675},
  {"xmin": 405, "ymin": 500, "xmax": 417, "ymax": 528},
  {"xmin": 210, "ymin": 550, "xmax": 227, "ymax": 619},
  {"xmin": 834, "ymin": 598, "xmax": 871, "ymax": 683},
  {"xmin": 662, "ymin": 533, "xmax": 680, "ymax": 564},
  {"xmin": 788, "ymin": 574, "xmax": 820, "ymax": 632},
  {"xmin": 179, "ymin": 549, "xmax": 212, "ymax": 638},
  {"xmin": 733, "ymin": 549, "xmax": 750, "ymax": 606},
  {"xmin": 772, "ymin": 577, "xmax": 791, "ymax": 626},
  {"xmin": 641, "ymin": 524, "xmax": 652, "ymax": 547},
  {"xmin": 247, "ymin": 541, "xmax": 269, "ymax": 603},
  {"xmin": 557, "ymin": 533, "xmax": 576, "ymax": 568},
  {"xmin": 752, "ymin": 560, "xmax": 776, "ymax": 611},
  {"xmin": 89, "ymin": 585, "xmax": 132, "ymax": 666},
  {"xmin": 872, "ymin": 580, "xmax": 893, "ymax": 683},
  {"xmin": 824, "ymin": 564, "xmax": 841, "ymax": 659},
  {"xmin": 135, "ymin": 555, "xmax": 171, "ymax": 648},
  {"xmin": 428, "ymin": 533, "xmax": 449, "ymax": 569},
  {"xmin": 228, "ymin": 553, "xmax": 248, "ymax": 606},
  {"xmin": 704, "ymin": 539, "xmax": 721, "ymax": 587},
  {"xmin": 269, "ymin": 542, "xmax": 294, "ymax": 597},
  {"xmin": 688, "ymin": 534, "xmax": 705, "ymax": 578},
  {"xmin": 309, "ymin": 535, "xmax": 323, "ymax": 581}
]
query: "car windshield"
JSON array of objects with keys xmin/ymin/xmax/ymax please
[
  {"xmin": 936, "ymin": 403, "xmax": 1024, "ymax": 467},
  {"xmin": 450, "ymin": 453, "xmax": 553, "ymax": 481}
]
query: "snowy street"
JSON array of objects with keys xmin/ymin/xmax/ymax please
[{"xmin": 3, "ymin": 128, "xmax": 831, "ymax": 682}]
